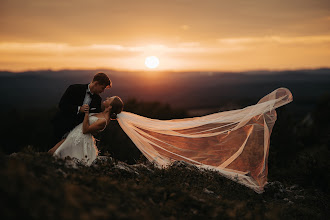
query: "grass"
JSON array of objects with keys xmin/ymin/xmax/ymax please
[{"xmin": 1, "ymin": 149, "xmax": 329, "ymax": 219}]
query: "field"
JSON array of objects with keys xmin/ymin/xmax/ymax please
[{"xmin": 1, "ymin": 151, "xmax": 328, "ymax": 219}]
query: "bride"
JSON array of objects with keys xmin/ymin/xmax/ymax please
[{"xmin": 48, "ymin": 96, "xmax": 124, "ymax": 165}]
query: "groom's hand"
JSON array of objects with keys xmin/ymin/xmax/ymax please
[{"xmin": 79, "ymin": 104, "xmax": 89, "ymax": 113}]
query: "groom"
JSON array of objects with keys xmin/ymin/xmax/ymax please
[{"xmin": 52, "ymin": 72, "xmax": 112, "ymax": 145}]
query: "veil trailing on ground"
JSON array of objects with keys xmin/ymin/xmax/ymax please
[{"xmin": 117, "ymin": 88, "xmax": 293, "ymax": 193}]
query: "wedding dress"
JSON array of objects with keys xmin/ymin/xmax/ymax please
[
  {"xmin": 117, "ymin": 88, "xmax": 293, "ymax": 193},
  {"xmin": 53, "ymin": 114, "xmax": 103, "ymax": 165}
]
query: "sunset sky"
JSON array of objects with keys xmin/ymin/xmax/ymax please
[{"xmin": 1, "ymin": 0, "xmax": 329, "ymax": 71}]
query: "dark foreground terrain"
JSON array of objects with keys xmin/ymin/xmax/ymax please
[{"xmin": 1, "ymin": 150, "xmax": 328, "ymax": 219}]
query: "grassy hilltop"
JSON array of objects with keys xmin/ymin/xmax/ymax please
[{"xmin": 1, "ymin": 150, "xmax": 328, "ymax": 219}]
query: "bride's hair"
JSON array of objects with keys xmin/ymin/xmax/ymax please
[{"xmin": 109, "ymin": 96, "xmax": 124, "ymax": 119}]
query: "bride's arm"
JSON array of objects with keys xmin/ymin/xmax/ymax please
[{"xmin": 82, "ymin": 111, "xmax": 106, "ymax": 134}]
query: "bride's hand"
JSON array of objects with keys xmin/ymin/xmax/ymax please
[{"xmin": 83, "ymin": 105, "xmax": 89, "ymax": 114}]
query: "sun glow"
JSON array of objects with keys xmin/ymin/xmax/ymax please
[{"xmin": 145, "ymin": 56, "xmax": 160, "ymax": 69}]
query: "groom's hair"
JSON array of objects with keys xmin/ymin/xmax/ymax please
[{"xmin": 92, "ymin": 72, "xmax": 112, "ymax": 88}]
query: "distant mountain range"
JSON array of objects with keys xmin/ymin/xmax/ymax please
[{"xmin": 1, "ymin": 68, "xmax": 329, "ymax": 115}]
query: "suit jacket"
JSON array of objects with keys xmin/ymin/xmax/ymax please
[{"xmin": 52, "ymin": 84, "xmax": 102, "ymax": 142}]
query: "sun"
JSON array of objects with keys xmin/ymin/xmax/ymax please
[{"xmin": 145, "ymin": 56, "xmax": 160, "ymax": 69}]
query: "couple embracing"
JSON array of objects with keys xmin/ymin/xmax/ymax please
[
  {"xmin": 48, "ymin": 72, "xmax": 123, "ymax": 165},
  {"xmin": 48, "ymin": 71, "xmax": 293, "ymax": 193}
]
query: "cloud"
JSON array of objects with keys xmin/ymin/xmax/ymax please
[
  {"xmin": 1, "ymin": 0, "xmax": 329, "ymax": 45},
  {"xmin": 217, "ymin": 35, "xmax": 330, "ymax": 45},
  {"xmin": 0, "ymin": 41, "xmax": 248, "ymax": 71},
  {"xmin": 181, "ymin": 25, "xmax": 190, "ymax": 31},
  {"xmin": 0, "ymin": 42, "xmax": 142, "ymax": 57},
  {"xmin": 0, "ymin": 41, "xmax": 238, "ymax": 56},
  {"xmin": 1, "ymin": 34, "xmax": 329, "ymax": 71},
  {"xmin": 178, "ymin": 42, "xmax": 200, "ymax": 47}
]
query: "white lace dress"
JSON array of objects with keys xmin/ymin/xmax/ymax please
[{"xmin": 54, "ymin": 114, "xmax": 106, "ymax": 165}]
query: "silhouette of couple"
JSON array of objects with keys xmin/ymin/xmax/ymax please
[
  {"xmin": 48, "ymin": 71, "xmax": 293, "ymax": 193},
  {"xmin": 48, "ymin": 72, "xmax": 123, "ymax": 165}
]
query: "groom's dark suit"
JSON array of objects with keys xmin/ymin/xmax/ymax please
[{"xmin": 52, "ymin": 84, "xmax": 102, "ymax": 144}]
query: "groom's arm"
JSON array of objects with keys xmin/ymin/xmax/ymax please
[{"xmin": 58, "ymin": 85, "xmax": 80, "ymax": 115}]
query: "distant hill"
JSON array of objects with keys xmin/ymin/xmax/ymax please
[{"xmin": 1, "ymin": 68, "xmax": 329, "ymax": 116}]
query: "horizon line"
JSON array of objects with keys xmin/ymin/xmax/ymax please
[{"xmin": 1, "ymin": 66, "xmax": 330, "ymax": 74}]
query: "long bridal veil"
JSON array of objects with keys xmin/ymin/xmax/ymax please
[{"xmin": 117, "ymin": 88, "xmax": 293, "ymax": 193}]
